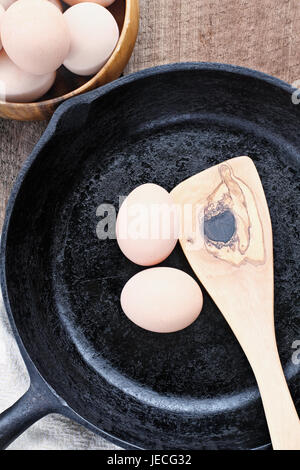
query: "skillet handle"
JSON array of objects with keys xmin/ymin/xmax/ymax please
[{"xmin": 0, "ymin": 382, "xmax": 55, "ymax": 449}]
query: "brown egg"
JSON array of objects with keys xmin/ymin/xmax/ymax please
[
  {"xmin": 63, "ymin": 3, "xmax": 119, "ymax": 76},
  {"xmin": 0, "ymin": 0, "xmax": 62, "ymax": 7},
  {"xmin": 116, "ymin": 183, "xmax": 179, "ymax": 266},
  {"xmin": 1, "ymin": 0, "xmax": 70, "ymax": 75},
  {"xmin": 0, "ymin": 49, "xmax": 56, "ymax": 102},
  {"xmin": 121, "ymin": 267, "xmax": 203, "ymax": 333},
  {"xmin": 0, "ymin": 4, "xmax": 4, "ymax": 50},
  {"xmin": 0, "ymin": 0, "xmax": 14, "ymax": 10},
  {"xmin": 18, "ymin": 0, "xmax": 63, "ymax": 10}
]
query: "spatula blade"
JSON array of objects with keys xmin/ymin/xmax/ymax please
[{"xmin": 171, "ymin": 156, "xmax": 273, "ymax": 334}]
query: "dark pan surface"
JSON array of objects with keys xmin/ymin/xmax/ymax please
[{"xmin": 2, "ymin": 64, "xmax": 300, "ymax": 449}]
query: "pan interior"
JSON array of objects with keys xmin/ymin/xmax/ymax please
[{"xmin": 4, "ymin": 67, "xmax": 300, "ymax": 449}]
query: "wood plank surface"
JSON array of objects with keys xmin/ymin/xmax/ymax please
[{"xmin": 1, "ymin": 0, "xmax": 300, "ymax": 229}]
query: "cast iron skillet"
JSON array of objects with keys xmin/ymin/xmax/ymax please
[{"xmin": 0, "ymin": 63, "xmax": 299, "ymax": 450}]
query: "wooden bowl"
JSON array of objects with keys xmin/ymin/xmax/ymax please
[{"xmin": 0, "ymin": 0, "xmax": 139, "ymax": 121}]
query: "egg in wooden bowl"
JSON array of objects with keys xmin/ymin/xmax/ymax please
[{"xmin": 0, "ymin": 0, "xmax": 139, "ymax": 121}]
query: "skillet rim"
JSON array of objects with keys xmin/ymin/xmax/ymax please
[{"xmin": 0, "ymin": 61, "xmax": 298, "ymax": 450}]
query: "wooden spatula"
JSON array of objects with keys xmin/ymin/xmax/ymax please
[{"xmin": 171, "ymin": 156, "xmax": 300, "ymax": 450}]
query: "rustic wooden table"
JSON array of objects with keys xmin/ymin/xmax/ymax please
[{"xmin": 0, "ymin": 0, "xmax": 299, "ymax": 229}]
